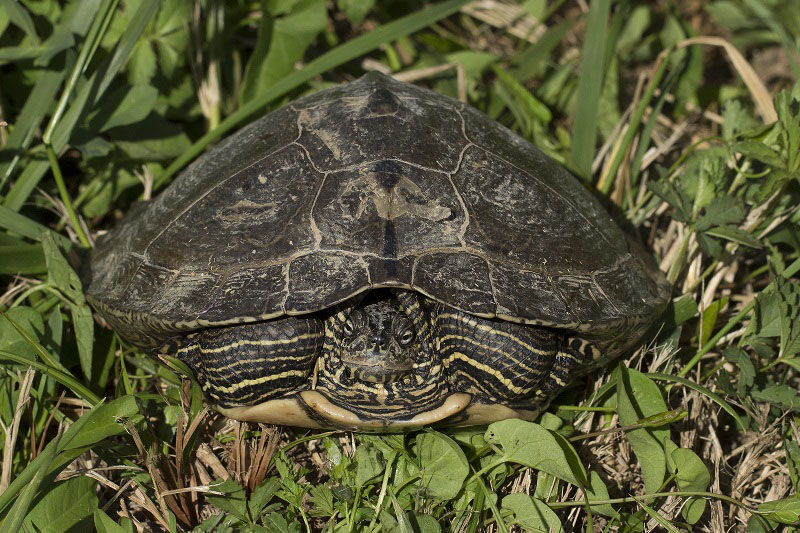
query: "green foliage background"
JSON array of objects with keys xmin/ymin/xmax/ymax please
[{"xmin": 1, "ymin": 0, "xmax": 800, "ymax": 530}]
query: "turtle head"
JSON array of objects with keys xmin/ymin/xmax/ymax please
[{"xmin": 338, "ymin": 291, "xmax": 416, "ymax": 383}]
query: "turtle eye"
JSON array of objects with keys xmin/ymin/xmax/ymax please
[
  {"xmin": 397, "ymin": 328, "xmax": 415, "ymax": 346},
  {"xmin": 343, "ymin": 319, "xmax": 356, "ymax": 337}
]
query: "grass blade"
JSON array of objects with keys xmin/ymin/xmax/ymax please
[
  {"xmin": 0, "ymin": 68, "xmax": 65, "ymax": 194},
  {"xmin": 571, "ymin": 0, "xmax": 611, "ymax": 181},
  {"xmin": 3, "ymin": 0, "xmax": 159, "ymax": 211},
  {"xmin": 0, "ymin": 204, "xmax": 71, "ymax": 247},
  {"xmin": 1, "ymin": 432, "xmax": 60, "ymax": 532},
  {"xmin": 154, "ymin": 0, "xmax": 472, "ymax": 189}
]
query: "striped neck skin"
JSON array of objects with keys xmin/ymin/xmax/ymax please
[{"xmin": 314, "ymin": 289, "xmax": 448, "ymax": 419}]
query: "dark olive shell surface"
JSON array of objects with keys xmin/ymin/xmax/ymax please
[{"xmin": 86, "ymin": 72, "xmax": 670, "ymax": 353}]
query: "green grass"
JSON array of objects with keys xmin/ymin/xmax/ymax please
[{"xmin": 2, "ymin": 0, "xmax": 800, "ymax": 531}]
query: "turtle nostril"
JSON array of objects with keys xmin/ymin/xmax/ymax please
[{"xmin": 372, "ymin": 330, "xmax": 388, "ymax": 350}]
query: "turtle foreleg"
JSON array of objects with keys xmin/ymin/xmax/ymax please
[
  {"xmin": 176, "ymin": 316, "xmax": 324, "ymax": 408},
  {"xmin": 433, "ymin": 307, "xmax": 595, "ymax": 410}
]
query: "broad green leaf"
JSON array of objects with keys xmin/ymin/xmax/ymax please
[
  {"xmin": 240, "ymin": 0, "xmax": 327, "ymax": 104},
  {"xmin": 0, "ymin": 205, "xmax": 71, "ymax": 246},
  {"xmin": 699, "ymin": 297, "xmax": 726, "ymax": 346},
  {"xmin": 42, "ymin": 232, "xmax": 94, "ymax": 378},
  {"xmin": 1, "ymin": 430, "xmax": 60, "ymax": 531},
  {"xmin": 23, "ymin": 476, "xmax": 98, "ymax": 533},
  {"xmin": 338, "ymin": 0, "xmax": 375, "ymax": 25},
  {"xmin": 751, "ymin": 291, "xmax": 783, "ymax": 338},
  {"xmin": 672, "ymin": 294, "xmax": 699, "ymax": 326},
  {"xmin": 665, "ymin": 443, "xmax": 711, "ymax": 524},
  {"xmin": 263, "ymin": 512, "xmax": 299, "ymax": 532},
  {"xmin": 757, "ymin": 495, "xmax": 800, "ymax": 526},
  {"xmin": 94, "ymin": 509, "xmax": 131, "ymax": 533},
  {"xmin": 416, "ymin": 431, "xmax": 469, "ymax": 500},
  {"xmin": 408, "ymin": 512, "xmax": 441, "ymax": 533},
  {"xmin": 356, "ymin": 443, "xmax": 384, "ymax": 488},
  {"xmin": 703, "ymin": 225, "xmax": 762, "ymax": 249},
  {"xmin": 87, "ymin": 84, "xmax": 159, "ymax": 132},
  {"xmin": 586, "ymin": 470, "xmax": 618, "ymax": 518},
  {"xmin": 308, "ymin": 485, "xmax": 336, "ymax": 518},
  {"xmin": 616, "ymin": 367, "xmax": 669, "ymax": 493},
  {"xmin": 502, "ymin": 494, "xmax": 563, "ymax": 532},
  {"xmin": 0, "ymin": 306, "xmax": 46, "ymax": 359},
  {"xmin": 485, "ymin": 419, "xmax": 587, "ymax": 487},
  {"xmin": 127, "ymin": 36, "xmax": 158, "ymax": 85},
  {"xmin": 64, "ymin": 395, "xmax": 139, "ymax": 449},
  {"xmin": 693, "ymin": 195, "xmax": 745, "ymax": 231},
  {"xmin": 0, "ymin": 243, "xmax": 46, "ymax": 274}
]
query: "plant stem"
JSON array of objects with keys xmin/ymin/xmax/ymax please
[{"xmin": 45, "ymin": 144, "xmax": 90, "ymax": 248}]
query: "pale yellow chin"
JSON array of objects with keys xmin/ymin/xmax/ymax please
[{"xmin": 216, "ymin": 392, "xmax": 541, "ymax": 430}]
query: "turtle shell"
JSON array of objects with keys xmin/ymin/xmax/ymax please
[{"xmin": 85, "ymin": 72, "xmax": 670, "ymax": 355}]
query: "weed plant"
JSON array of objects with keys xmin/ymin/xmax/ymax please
[{"xmin": 1, "ymin": 1, "xmax": 800, "ymax": 531}]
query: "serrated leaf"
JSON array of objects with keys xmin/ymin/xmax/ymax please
[
  {"xmin": 416, "ymin": 432, "xmax": 469, "ymax": 500},
  {"xmin": 752, "ymin": 385, "xmax": 800, "ymax": 411},
  {"xmin": 249, "ymin": 478, "xmax": 280, "ymax": 518},
  {"xmin": 703, "ymin": 225, "xmax": 762, "ymax": 249},
  {"xmin": 501, "ymin": 494, "xmax": 563, "ymax": 532},
  {"xmin": 41, "ymin": 232, "xmax": 93, "ymax": 378},
  {"xmin": 648, "ymin": 181, "xmax": 691, "ymax": 222},
  {"xmin": 722, "ymin": 346, "xmax": 755, "ymax": 389},
  {"xmin": 485, "ymin": 419, "xmax": 587, "ymax": 487},
  {"xmin": 308, "ymin": 485, "xmax": 336, "ymax": 517},
  {"xmin": 693, "ymin": 195, "xmax": 745, "ymax": 231},
  {"xmin": 752, "ymin": 291, "xmax": 783, "ymax": 338},
  {"xmin": 733, "ymin": 140, "xmax": 784, "ymax": 167}
]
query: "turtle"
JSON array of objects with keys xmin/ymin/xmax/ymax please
[{"xmin": 84, "ymin": 71, "xmax": 671, "ymax": 430}]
